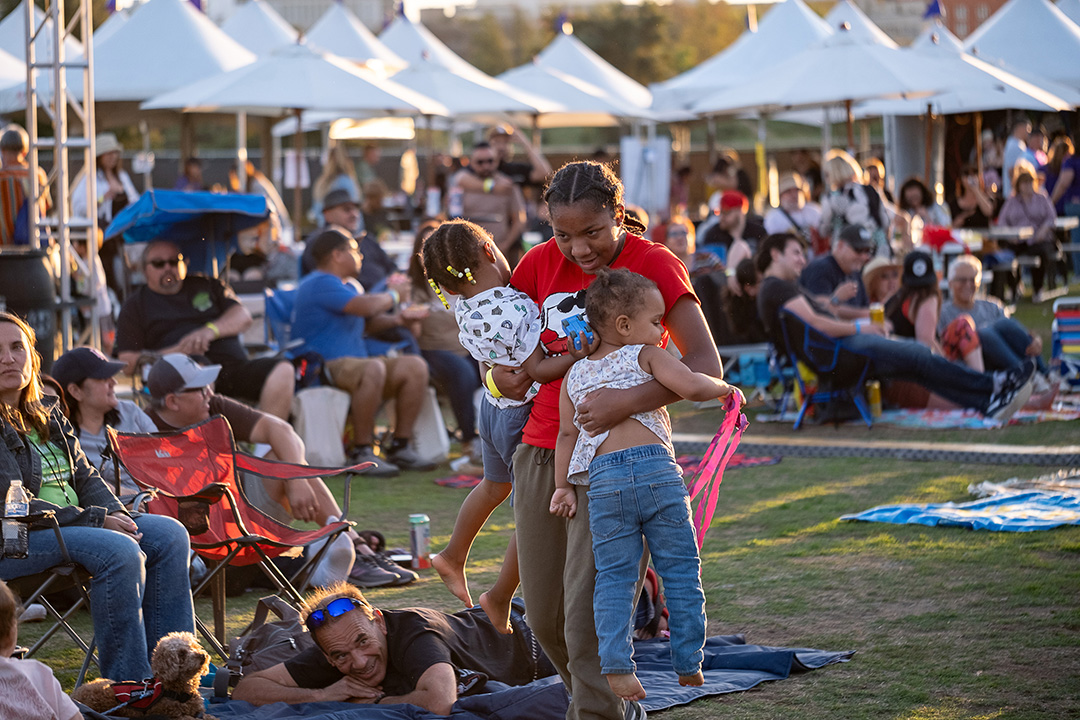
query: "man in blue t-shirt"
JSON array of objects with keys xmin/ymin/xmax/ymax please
[
  {"xmin": 294, "ymin": 227, "xmax": 433, "ymax": 475},
  {"xmin": 798, "ymin": 224, "xmax": 872, "ymax": 321}
]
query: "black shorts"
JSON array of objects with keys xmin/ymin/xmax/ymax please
[{"xmin": 214, "ymin": 356, "xmax": 289, "ymax": 404}]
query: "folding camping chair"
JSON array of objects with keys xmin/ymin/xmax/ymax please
[
  {"xmin": 779, "ymin": 308, "xmax": 875, "ymax": 429},
  {"xmin": 107, "ymin": 416, "xmax": 371, "ymax": 658},
  {"xmin": 5, "ymin": 511, "xmax": 97, "ymax": 686}
]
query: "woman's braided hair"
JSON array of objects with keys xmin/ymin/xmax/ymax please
[
  {"xmin": 542, "ymin": 161, "xmax": 646, "ymax": 236},
  {"xmin": 420, "ymin": 219, "xmax": 490, "ymax": 292}
]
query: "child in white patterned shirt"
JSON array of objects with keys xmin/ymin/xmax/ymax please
[
  {"xmin": 552, "ymin": 267, "xmax": 739, "ymax": 702},
  {"xmin": 421, "ymin": 219, "xmax": 597, "ymax": 633}
]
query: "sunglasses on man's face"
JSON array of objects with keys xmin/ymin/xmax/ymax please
[
  {"xmin": 473, "ymin": 158, "xmax": 496, "ymax": 166},
  {"xmin": 148, "ymin": 256, "xmax": 183, "ymax": 269},
  {"xmin": 306, "ymin": 597, "xmax": 369, "ymax": 630}
]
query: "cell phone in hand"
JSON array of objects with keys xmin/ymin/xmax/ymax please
[{"xmin": 562, "ymin": 315, "xmax": 594, "ymax": 351}]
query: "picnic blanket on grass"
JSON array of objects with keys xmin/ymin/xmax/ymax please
[
  {"xmin": 842, "ymin": 491, "xmax": 1080, "ymax": 531},
  {"xmin": 757, "ymin": 405, "xmax": 1080, "ymax": 429},
  {"xmin": 195, "ymin": 635, "xmax": 852, "ymax": 720}
]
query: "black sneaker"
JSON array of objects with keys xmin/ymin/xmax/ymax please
[
  {"xmin": 348, "ymin": 553, "xmax": 400, "ymax": 588},
  {"xmin": 986, "ymin": 359, "xmax": 1037, "ymax": 421},
  {"xmin": 386, "ymin": 443, "xmax": 438, "ymax": 472},
  {"xmin": 348, "ymin": 445, "xmax": 400, "ymax": 478},
  {"xmin": 373, "ymin": 551, "xmax": 419, "ymax": 586}
]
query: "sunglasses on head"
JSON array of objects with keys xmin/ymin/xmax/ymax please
[
  {"xmin": 306, "ymin": 596, "xmax": 368, "ymax": 630},
  {"xmin": 148, "ymin": 256, "xmax": 183, "ymax": 269}
]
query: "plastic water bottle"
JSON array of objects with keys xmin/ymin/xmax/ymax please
[
  {"xmin": 3, "ymin": 480, "xmax": 30, "ymax": 559},
  {"xmin": 447, "ymin": 187, "xmax": 464, "ymax": 218}
]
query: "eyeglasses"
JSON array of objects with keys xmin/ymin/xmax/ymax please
[
  {"xmin": 147, "ymin": 256, "xmax": 183, "ymax": 269},
  {"xmin": 951, "ymin": 277, "xmax": 978, "ymax": 285},
  {"xmin": 178, "ymin": 386, "xmax": 210, "ymax": 396},
  {"xmin": 306, "ymin": 597, "xmax": 368, "ymax": 630}
]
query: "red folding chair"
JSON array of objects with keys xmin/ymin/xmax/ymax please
[{"xmin": 107, "ymin": 415, "xmax": 371, "ymax": 658}]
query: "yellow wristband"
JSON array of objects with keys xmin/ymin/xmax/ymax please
[
  {"xmin": 205, "ymin": 322, "xmax": 221, "ymax": 339},
  {"xmin": 485, "ymin": 367, "xmax": 503, "ymax": 399}
]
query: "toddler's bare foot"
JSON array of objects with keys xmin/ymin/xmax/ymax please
[
  {"xmin": 432, "ymin": 552, "xmax": 472, "ymax": 606},
  {"xmin": 678, "ymin": 671, "xmax": 704, "ymax": 687},
  {"xmin": 606, "ymin": 673, "xmax": 646, "ymax": 701},
  {"xmin": 479, "ymin": 591, "xmax": 514, "ymax": 634}
]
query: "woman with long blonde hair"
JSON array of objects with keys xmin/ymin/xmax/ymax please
[{"xmin": 311, "ymin": 140, "xmax": 360, "ymax": 222}]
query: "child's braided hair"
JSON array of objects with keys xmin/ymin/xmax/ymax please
[
  {"xmin": 420, "ymin": 219, "xmax": 490, "ymax": 292},
  {"xmin": 543, "ymin": 161, "xmax": 647, "ymax": 236}
]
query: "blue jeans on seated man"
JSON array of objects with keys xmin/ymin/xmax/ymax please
[
  {"xmin": 588, "ymin": 444, "xmax": 706, "ymax": 678},
  {"xmin": 978, "ymin": 318, "xmax": 1048, "ymax": 374},
  {"xmin": 0, "ymin": 513, "xmax": 195, "ymax": 680},
  {"xmin": 841, "ymin": 334, "xmax": 995, "ymax": 411},
  {"xmin": 422, "ymin": 349, "xmax": 481, "ymax": 445}
]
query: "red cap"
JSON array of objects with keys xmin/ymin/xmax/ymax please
[{"xmin": 720, "ymin": 190, "xmax": 748, "ymax": 213}]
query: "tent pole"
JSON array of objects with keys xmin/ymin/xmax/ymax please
[
  {"xmin": 975, "ymin": 112, "xmax": 985, "ymax": 190},
  {"xmin": 756, "ymin": 114, "xmax": 767, "ymax": 212},
  {"xmin": 237, "ymin": 111, "xmax": 248, "ymax": 193},
  {"xmin": 293, "ymin": 108, "xmax": 303, "ymax": 234},
  {"xmin": 924, "ymin": 104, "xmax": 933, "ymax": 188},
  {"xmin": 845, "ymin": 99, "xmax": 854, "ymax": 153}
]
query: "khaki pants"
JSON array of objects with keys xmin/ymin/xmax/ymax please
[{"xmin": 513, "ymin": 444, "xmax": 648, "ymax": 720}]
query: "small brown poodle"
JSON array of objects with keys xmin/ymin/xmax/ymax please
[{"xmin": 73, "ymin": 631, "xmax": 217, "ymax": 720}]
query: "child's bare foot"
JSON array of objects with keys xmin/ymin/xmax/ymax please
[
  {"xmin": 432, "ymin": 552, "xmax": 472, "ymax": 606},
  {"xmin": 606, "ymin": 673, "xmax": 646, "ymax": 701},
  {"xmin": 479, "ymin": 591, "xmax": 513, "ymax": 634},
  {"xmin": 678, "ymin": 671, "xmax": 704, "ymax": 687}
]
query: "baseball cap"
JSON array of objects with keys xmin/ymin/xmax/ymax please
[
  {"xmin": 902, "ymin": 250, "xmax": 937, "ymax": 289},
  {"xmin": 322, "ymin": 188, "xmax": 359, "ymax": 211},
  {"xmin": 147, "ymin": 354, "xmax": 221, "ymax": 399},
  {"xmin": 778, "ymin": 172, "xmax": 805, "ymax": 196},
  {"xmin": 719, "ymin": 190, "xmax": 748, "ymax": 213},
  {"xmin": 51, "ymin": 347, "xmax": 126, "ymax": 389},
  {"xmin": 838, "ymin": 225, "xmax": 875, "ymax": 252}
]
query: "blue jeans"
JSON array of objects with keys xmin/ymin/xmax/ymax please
[
  {"xmin": 0, "ymin": 514, "xmax": 194, "ymax": 680},
  {"xmin": 841, "ymin": 334, "xmax": 994, "ymax": 411},
  {"xmin": 979, "ymin": 318, "xmax": 1048, "ymax": 374},
  {"xmin": 422, "ymin": 349, "xmax": 481, "ymax": 444},
  {"xmin": 587, "ymin": 445, "xmax": 705, "ymax": 677}
]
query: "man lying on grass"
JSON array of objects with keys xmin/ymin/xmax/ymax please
[{"xmin": 232, "ymin": 583, "xmax": 557, "ymax": 715}]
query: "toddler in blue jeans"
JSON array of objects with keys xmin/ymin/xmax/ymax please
[
  {"xmin": 552, "ymin": 268, "xmax": 740, "ymax": 701},
  {"xmin": 421, "ymin": 219, "xmax": 597, "ymax": 633}
]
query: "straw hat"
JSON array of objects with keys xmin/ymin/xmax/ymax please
[{"xmin": 95, "ymin": 133, "xmax": 123, "ymax": 156}]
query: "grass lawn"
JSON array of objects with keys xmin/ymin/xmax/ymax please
[{"xmin": 19, "ymin": 286, "xmax": 1080, "ymax": 719}]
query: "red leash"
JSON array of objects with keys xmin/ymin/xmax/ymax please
[{"xmin": 687, "ymin": 391, "xmax": 749, "ymax": 551}]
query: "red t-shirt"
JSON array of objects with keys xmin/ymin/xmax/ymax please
[{"xmin": 510, "ymin": 233, "xmax": 695, "ymax": 449}]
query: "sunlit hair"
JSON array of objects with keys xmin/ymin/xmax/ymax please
[
  {"xmin": 0, "ymin": 312, "xmax": 48, "ymax": 436},
  {"xmin": 584, "ymin": 268, "xmax": 659, "ymax": 331},
  {"xmin": 0, "ymin": 580, "xmax": 19, "ymax": 651},
  {"xmin": 313, "ymin": 140, "xmax": 357, "ymax": 203},
  {"xmin": 1011, "ymin": 159, "xmax": 1039, "ymax": 194},
  {"xmin": 823, "ymin": 149, "xmax": 862, "ymax": 189},
  {"xmin": 948, "ymin": 254, "xmax": 983, "ymax": 282},
  {"xmin": 1047, "ymin": 136, "xmax": 1074, "ymax": 178},
  {"xmin": 409, "ymin": 218, "xmax": 445, "ymax": 294},
  {"xmin": 421, "ymin": 219, "xmax": 490, "ymax": 293},
  {"xmin": 543, "ymin": 161, "xmax": 645, "ymax": 235},
  {"xmin": 301, "ymin": 582, "xmax": 375, "ymax": 645}
]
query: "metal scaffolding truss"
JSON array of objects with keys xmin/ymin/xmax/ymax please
[{"xmin": 24, "ymin": 0, "xmax": 100, "ymax": 352}]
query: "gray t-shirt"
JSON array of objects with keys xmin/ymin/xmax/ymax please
[
  {"xmin": 78, "ymin": 399, "xmax": 158, "ymax": 497},
  {"xmin": 937, "ymin": 297, "xmax": 1007, "ymax": 336}
]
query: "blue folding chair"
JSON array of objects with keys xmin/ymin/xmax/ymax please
[{"xmin": 778, "ymin": 308, "xmax": 875, "ymax": 429}]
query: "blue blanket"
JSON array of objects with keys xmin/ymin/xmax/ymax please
[
  {"xmin": 842, "ymin": 491, "xmax": 1080, "ymax": 532},
  {"xmin": 203, "ymin": 635, "xmax": 853, "ymax": 719}
]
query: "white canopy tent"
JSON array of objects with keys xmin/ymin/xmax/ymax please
[
  {"xmin": 649, "ymin": 0, "xmax": 831, "ymax": 112},
  {"xmin": 964, "ymin": 0, "xmax": 1080, "ymax": 88},
  {"xmin": 0, "ymin": 46, "xmax": 24, "ymax": 89},
  {"xmin": 386, "ymin": 55, "xmax": 560, "ymax": 116},
  {"xmin": 92, "ymin": 10, "xmax": 129, "ymax": 47},
  {"xmin": 859, "ymin": 23, "xmax": 1075, "ymax": 115},
  {"xmin": 1057, "ymin": 0, "xmax": 1080, "ymax": 24},
  {"xmin": 0, "ymin": 1, "xmax": 83, "ymax": 64},
  {"xmin": 693, "ymin": 25, "xmax": 947, "ymax": 147},
  {"xmin": 534, "ymin": 30, "xmax": 652, "ymax": 110},
  {"xmin": 496, "ymin": 62, "xmax": 653, "ymax": 127},
  {"xmin": 304, "ymin": 2, "xmax": 404, "ymax": 70},
  {"xmin": 379, "ymin": 14, "xmax": 490, "ymax": 82},
  {"xmin": 823, "ymin": 0, "xmax": 898, "ymax": 47},
  {"xmin": 221, "ymin": 0, "xmax": 298, "ymax": 57},
  {"xmin": 141, "ymin": 41, "xmax": 446, "ymax": 230}
]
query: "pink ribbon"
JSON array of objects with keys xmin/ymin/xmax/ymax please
[{"xmin": 687, "ymin": 391, "xmax": 749, "ymax": 552}]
